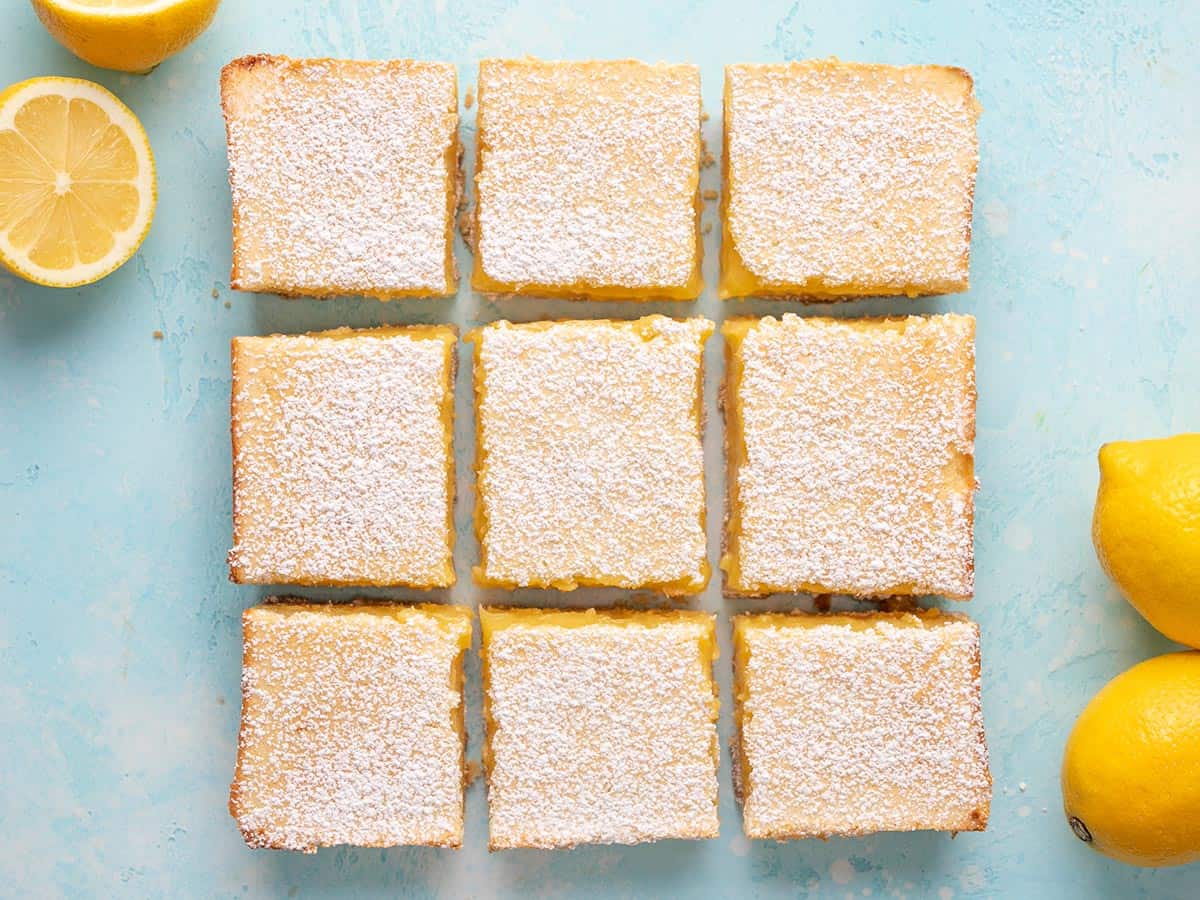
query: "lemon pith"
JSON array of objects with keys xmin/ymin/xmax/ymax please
[
  {"xmin": 31, "ymin": 0, "xmax": 221, "ymax": 74},
  {"xmin": 0, "ymin": 77, "xmax": 155, "ymax": 287},
  {"xmin": 1093, "ymin": 434, "xmax": 1200, "ymax": 648},
  {"xmin": 1061, "ymin": 652, "xmax": 1200, "ymax": 867}
]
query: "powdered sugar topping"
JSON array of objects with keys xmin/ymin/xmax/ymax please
[
  {"xmin": 726, "ymin": 314, "xmax": 976, "ymax": 597},
  {"xmin": 232, "ymin": 604, "xmax": 472, "ymax": 851},
  {"xmin": 736, "ymin": 613, "xmax": 990, "ymax": 838},
  {"xmin": 484, "ymin": 613, "xmax": 719, "ymax": 848},
  {"xmin": 222, "ymin": 56, "xmax": 457, "ymax": 297},
  {"xmin": 229, "ymin": 328, "xmax": 454, "ymax": 587},
  {"xmin": 725, "ymin": 61, "xmax": 980, "ymax": 294},
  {"xmin": 475, "ymin": 317, "xmax": 710, "ymax": 592},
  {"xmin": 475, "ymin": 60, "xmax": 700, "ymax": 292}
]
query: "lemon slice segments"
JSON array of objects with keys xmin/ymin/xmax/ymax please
[{"xmin": 0, "ymin": 77, "xmax": 156, "ymax": 287}]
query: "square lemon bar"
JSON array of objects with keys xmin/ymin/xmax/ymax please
[
  {"xmin": 733, "ymin": 610, "xmax": 991, "ymax": 839},
  {"xmin": 230, "ymin": 602, "xmax": 473, "ymax": 851},
  {"xmin": 229, "ymin": 325, "xmax": 456, "ymax": 588},
  {"xmin": 221, "ymin": 55, "xmax": 459, "ymax": 298},
  {"xmin": 472, "ymin": 58, "xmax": 703, "ymax": 299},
  {"xmin": 480, "ymin": 607, "xmax": 720, "ymax": 849},
  {"xmin": 720, "ymin": 60, "xmax": 981, "ymax": 300},
  {"xmin": 469, "ymin": 316, "xmax": 712, "ymax": 594},
  {"xmin": 722, "ymin": 314, "xmax": 976, "ymax": 598}
]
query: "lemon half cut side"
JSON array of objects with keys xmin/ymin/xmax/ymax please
[{"xmin": 0, "ymin": 77, "xmax": 156, "ymax": 287}]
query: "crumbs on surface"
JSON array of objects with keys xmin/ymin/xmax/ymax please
[{"xmin": 465, "ymin": 759, "xmax": 483, "ymax": 785}]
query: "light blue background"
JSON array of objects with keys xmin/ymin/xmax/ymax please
[{"xmin": 2, "ymin": 1, "xmax": 1198, "ymax": 897}]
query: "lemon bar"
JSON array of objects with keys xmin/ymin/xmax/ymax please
[
  {"xmin": 230, "ymin": 602, "xmax": 473, "ymax": 851},
  {"xmin": 470, "ymin": 317, "xmax": 711, "ymax": 594},
  {"xmin": 722, "ymin": 314, "xmax": 976, "ymax": 598},
  {"xmin": 221, "ymin": 55, "xmax": 459, "ymax": 299},
  {"xmin": 480, "ymin": 607, "xmax": 720, "ymax": 849},
  {"xmin": 472, "ymin": 58, "xmax": 703, "ymax": 299},
  {"xmin": 732, "ymin": 610, "xmax": 991, "ymax": 839},
  {"xmin": 720, "ymin": 60, "xmax": 981, "ymax": 300},
  {"xmin": 229, "ymin": 325, "xmax": 456, "ymax": 588}
]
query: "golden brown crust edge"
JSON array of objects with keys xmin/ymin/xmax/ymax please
[
  {"xmin": 218, "ymin": 58, "xmax": 252, "ymax": 295},
  {"xmin": 730, "ymin": 615, "xmax": 748, "ymax": 816},
  {"xmin": 227, "ymin": 337, "xmax": 247, "ymax": 583},
  {"xmin": 961, "ymin": 315, "xmax": 979, "ymax": 600},
  {"xmin": 445, "ymin": 100, "xmax": 462, "ymax": 296},
  {"xmin": 718, "ymin": 328, "xmax": 737, "ymax": 597},
  {"xmin": 479, "ymin": 602, "xmax": 501, "ymax": 851},
  {"xmin": 219, "ymin": 55, "xmax": 297, "ymax": 294},
  {"xmin": 956, "ymin": 65, "xmax": 982, "ymax": 296},
  {"xmin": 465, "ymin": 327, "xmax": 491, "ymax": 589},
  {"xmin": 227, "ymin": 606, "xmax": 259, "ymax": 846},
  {"xmin": 966, "ymin": 617, "xmax": 992, "ymax": 831}
]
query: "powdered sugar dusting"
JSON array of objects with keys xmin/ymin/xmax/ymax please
[
  {"xmin": 474, "ymin": 59, "xmax": 701, "ymax": 294},
  {"xmin": 231, "ymin": 603, "xmax": 472, "ymax": 851},
  {"xmin": 735, "ymin": 612, "xmax": 990, "ymax": 838},
  {"xmin": 724, "ymin": 60, "xmax": 980, "ymax": 296},
  {"xmin": 725, "ymin": 314, "xmax": 976, "ymax": 598},
  {"xmin": 222, "ymin": 56, "xmax": 457, "ymax": 298},
  {"xmin": 483, "ymin": 611, "xmax": 719, "ymax": 848},
  {"xmin": 229, "ymin": 327, "xmax": 455, "ymax": 587},
  {"xmin": 473, "ymin": 317, "xmax": 710, "ymax": 593}
]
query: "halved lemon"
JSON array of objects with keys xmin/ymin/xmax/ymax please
[
  {"xmin": 0, "ymin": 77, "xmax": 156, "ymax": 287},
  {"xmin": 31, "ymin": 0, "xmax": 222, "ymax": 74}
]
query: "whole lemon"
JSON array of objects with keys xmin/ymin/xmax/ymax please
[
  {"xmin": 1093, "ymin": 434, "xmax": 1200, "ymax": 648},
  {"xmin": 1062, "ymin": 652, "xmax": 1200, "ymax": 867},
  {"xmin": 31, "ymin": 0, "xmax": 221, "ymax": 74}
]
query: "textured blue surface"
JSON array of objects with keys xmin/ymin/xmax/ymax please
[{"xmin": 2, "ymin": 1, "xmax": 1199, "ymax": 897}]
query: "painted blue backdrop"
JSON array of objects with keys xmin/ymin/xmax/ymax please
[{"xmin": 1, "ymin": 1, "xmax": 1198, "ymax": 897}]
